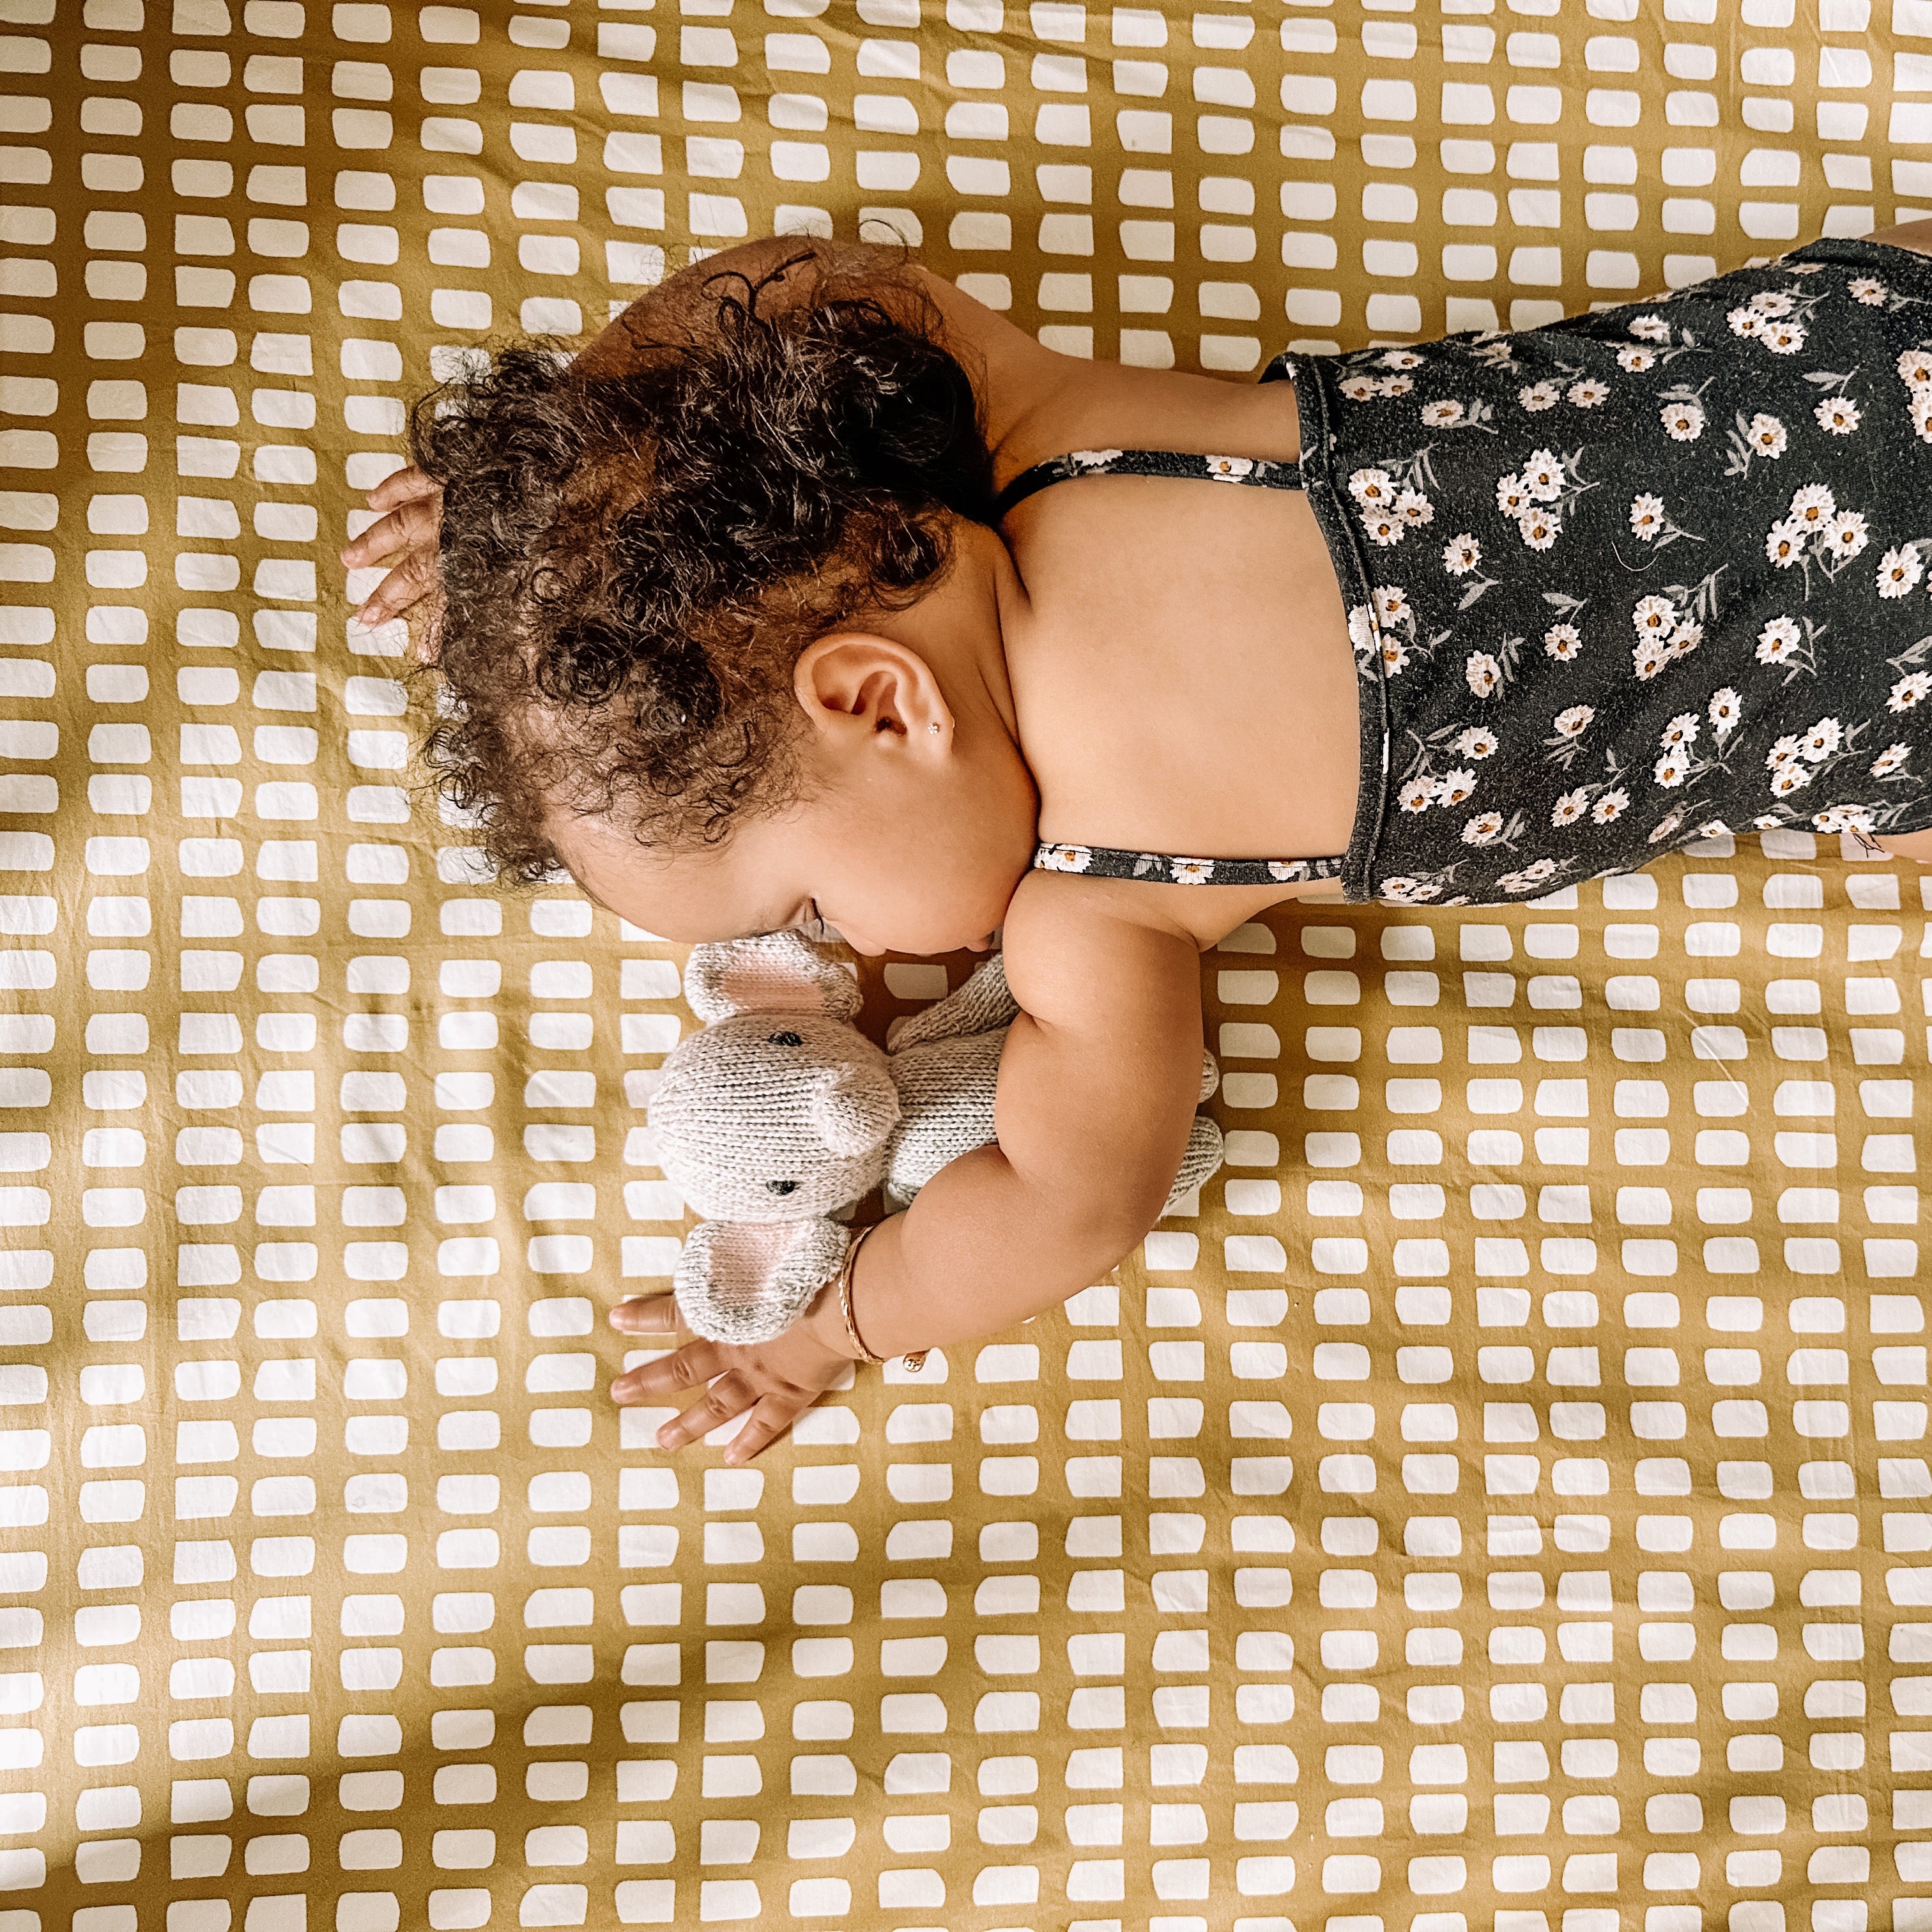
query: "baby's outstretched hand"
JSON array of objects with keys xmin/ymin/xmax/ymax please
[
  {"xmin": 341, "ymin": 464, "xmax": 443, "ymax": 634},
  {"xmin": 607, "ymin": 1291, "xmax": 860, "ymax": 1466}
]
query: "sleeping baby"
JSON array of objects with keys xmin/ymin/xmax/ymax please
[{"xmin": 344, "ymin": 222, "xmax": 1932, "ymax": 1462}]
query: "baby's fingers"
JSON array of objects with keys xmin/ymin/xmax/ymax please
[
  {"xmin": 340, "ymin": 492, "xmax": 440, "ymax": 569},
  {"xmin": 610, "ymin": 1334, "xmax": 725, "ymax": 1406},
  {"xmin": 364, "ymin": 463, "xmax": 440, "ymax": 513},
  {"xmin": 722, "ymin": 1395, "xmax": 806, "ymax": 1467},
  {"xmin": 652, "ymin": 1370, "xmax": 757, "ymax": 1452},
  {"xmin": 353, "ymin": 551, "xmax": 440, "ymax": 629},
  {"xmin": 610, "ymin": 1293, "xmax": 682, "ymax": 1333}
]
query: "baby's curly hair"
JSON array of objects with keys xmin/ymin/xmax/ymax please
[{"xmin": 407, "ymin": 241, "xmax": 999, "ymax": 883}]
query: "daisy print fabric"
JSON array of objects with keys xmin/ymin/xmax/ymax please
[{"xmin": 1273, "ymin": 235, "xmax": 1932, "ymax": 907}]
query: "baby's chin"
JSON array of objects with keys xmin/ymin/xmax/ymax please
[
  {"xmin": 841, "ymin": 922, "xmax": 999, "ymax": 958},
  {"xmin": 946, "ymin": 912, "xmax": 1004, "ymax": 954},
  {"xmin": 933, "ymin": 924, "xmax": 1002, "ymax": 959}
]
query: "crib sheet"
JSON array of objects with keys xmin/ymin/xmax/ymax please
[{"xmin": 4, "ymin": 0, "xmax": 1932, "ymax": 1927}]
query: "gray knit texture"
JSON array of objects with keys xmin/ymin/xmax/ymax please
[{"xmin": 652, "ymin": 942, "xmax": 1225, "ymax": 1345}]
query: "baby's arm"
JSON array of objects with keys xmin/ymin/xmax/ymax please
[
  {"xmin": 801, "ymin": 873, "xmax": 1211, "ymax": 1358},
  {"xmin": 610, "ymin": 878, "xmax": 1208, "ymax": 1459}
]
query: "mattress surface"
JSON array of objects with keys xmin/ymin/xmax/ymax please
[{"xmin": 3, "ymin": 0, "xmax": 1931, "ymax": 1926}]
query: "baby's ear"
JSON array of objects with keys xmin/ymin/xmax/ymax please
[
  {"xmin": 673, "ymin": 1217, "xmax": 850, "ymax": 1344},
  {"xmin": 684, "ymin": 931, "xmax": 862, "ymax": 1024}
]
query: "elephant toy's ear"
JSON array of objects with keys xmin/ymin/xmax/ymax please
[
  {"xmin": 683, "ymin": 932, "xmax": 861, "ymax": 1025},
  {"xmin": 672, "ymin": 1218, "xmax": 851, "ymax": 1345}
]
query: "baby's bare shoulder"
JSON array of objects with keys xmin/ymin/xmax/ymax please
[
  {"xmin": 1002, "ymin": 867, "xmax": 1343, "ymax": 979},
  {"xmin": 997, "ymin": 870, "xmax": 1206, "ymax": 1029}
]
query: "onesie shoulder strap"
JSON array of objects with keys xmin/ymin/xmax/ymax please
[{"xmin": 993, "ymin": 447, "xmax": 1305, "ymax": 519}]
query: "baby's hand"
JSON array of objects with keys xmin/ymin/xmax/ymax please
[
  {"xmin": 607, "ymin": 1291, "xmax": 861, "ymax": 1465},
  {"xmin": 340, "ymin": 464, "xmax": 443, "ymax": 632}
]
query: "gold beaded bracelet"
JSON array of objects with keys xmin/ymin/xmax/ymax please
[{"xmin": 835, "ymin": 1221, "xmax": 928, "ymax": 1374}]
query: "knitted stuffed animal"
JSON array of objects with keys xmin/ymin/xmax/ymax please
[{"xmin": 645, "ymin": 930, "xmax": 1227, "ymax": 1344}]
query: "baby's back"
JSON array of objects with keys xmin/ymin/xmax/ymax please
[
  {"xmin": 983, "ymin": 345, "xmax": 1365, "ymax": 877},
  {"xmin": 962, "ymin": 234, "xmax": 1932, "ymax": 910}
]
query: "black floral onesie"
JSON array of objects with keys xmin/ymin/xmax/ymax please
[{"xmin": 1011, "ymin": 236, "xmax": 1932, "ymax": 907}]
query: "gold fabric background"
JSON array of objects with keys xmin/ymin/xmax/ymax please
[{"xmin": 3, "ymin": 0, "xmax": 1931, "ymax": 1926}]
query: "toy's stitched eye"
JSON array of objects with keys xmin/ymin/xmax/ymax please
[
  {"xmin": 766, "ymin": 1179, "xmax": 799, "ymax": 1195},
  {"xmin": 767, "ymin": 1029, "xmax": 803, "ymax": 1046}
]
